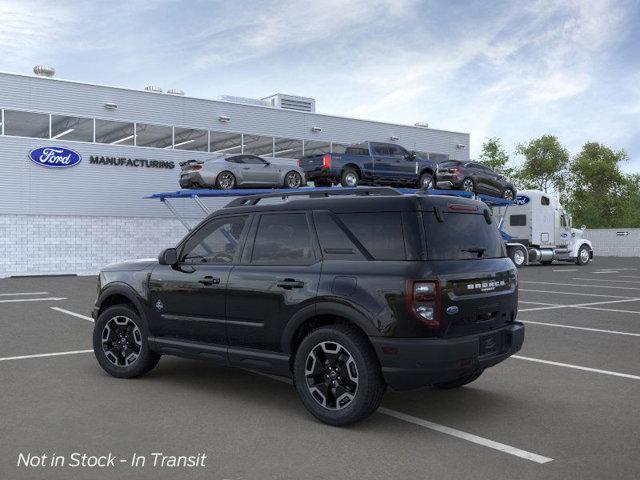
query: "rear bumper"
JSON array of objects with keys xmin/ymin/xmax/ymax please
[
  {"xmin": 179, "ymin": 172, "xmax": 207, "ymax": 188},
  {"xmin": 304, "ymin": 167, "xmax": 336, "ymax": 181},
  {"xmin": 436, "ymin": 177, "xmax": 463, "ymax": 189},
  {"xmin": 370, "ymin": 323, "xmax": 524, "ymax": 390}
]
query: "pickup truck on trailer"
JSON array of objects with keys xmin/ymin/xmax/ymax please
[{"xmin": 298, "ymin": 142, "xmax": 438, "ymax": 189}]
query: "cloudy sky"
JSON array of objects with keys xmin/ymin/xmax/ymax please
[{"xmin": 1, "ymin": 0, "xmax": 639, "ymax": 171}]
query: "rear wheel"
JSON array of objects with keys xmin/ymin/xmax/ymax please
[
  {"xmin": 93, "ymin": 305, "xmax": 160, "ymax": 378},
  {"xmin": 340, "ymin": 168, "xmax": 359, "ymax": 188},
  {"xmin": 284, "ymin": 171, "xmax": 303, "ymax": 189},
  {"xmin": 215, "ymin": 171, "xmax": 236, "ymax": 190},
  {"xmin": 576, "ymin": 245, "xmax": 591, "ymax": 265},
  {"xmin": 434, "ymin": 369, "xmax": 484, "ymax": 389},
  {"xmin": 294, "ymin": 325, "xmax": 385, "ymax": 426},
  {"xmin": 462, "ymin": 178, "xmax": 475, "ymax": 192}
]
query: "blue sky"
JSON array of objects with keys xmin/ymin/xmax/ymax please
[{"xmin": 1, "ymin": 0, "xmax": 639, "ymax": 171}]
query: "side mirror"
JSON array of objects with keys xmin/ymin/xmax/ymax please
[{"xmin": 158, "ymin": 247, "xmax": 178, "ymax": 266}]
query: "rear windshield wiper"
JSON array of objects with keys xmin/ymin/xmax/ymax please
[{"xmin": 461, "ymin": 247, "xmax": 487, "ymax": 258}]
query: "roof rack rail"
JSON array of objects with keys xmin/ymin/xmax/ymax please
[{"xmin": 225, "ymin": 187, "xmax": 401, "ymax": 207}]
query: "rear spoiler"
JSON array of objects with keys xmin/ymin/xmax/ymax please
[{"xmin": 179, "ymin": 159, "xmax": 204, "ymax": 167}]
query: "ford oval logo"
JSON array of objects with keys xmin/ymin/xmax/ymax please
[
  {"xmin": 28, "ymin": 146, "xmax": 82, "ymax": 168},
  {"xmin": 446, "ymin": 306, "xmax": 459, "ymax": 315},
  {"xmin": 514, "ymin": 195, "xmax": 530, "ymax": 205}
]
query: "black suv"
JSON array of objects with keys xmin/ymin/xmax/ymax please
[
  {"xmin": 92, "ymin": 188, "xmax": 524, "ymax": 425},
  {"xmin": 436, "ymin": 160, "xmax": 516, "ymax": 200}
]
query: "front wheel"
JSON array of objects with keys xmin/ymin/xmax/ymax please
[
  {"xmin": 294, "ymin": 325, "xmax": 385, "ymax": 426},
  {"xmin": 284, "ymin": 171, "xmax": 303, "ymax": 189},
  {"xmin": 461, "ymin": 178, "xmax": 475, "ymax": 192},
  {"xmin": 93, "ymin": 305, "xmax": 160, "ymax": 378},
  {"xmin": 508, "ymin": 245, "xmax": 527, "ymax": 268},
  {"xmin": 419, "ymin": 172, "xmax": 434, "ymax": 190},
  {"xmin": 576, "ymin": 245, "xmax": 591, "ymax": 265},
  {"xmin": 434, "ymin": 369, "xmax": 484, "ymax": 389}
]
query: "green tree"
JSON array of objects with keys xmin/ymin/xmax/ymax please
[
  {"xmin": 478, "ymin": 137, "xmax": 514, "ymax": 177},
  {"xmin": 566, "ymin": 142, "xmax": 628, "ymax": 228},
  {"xmin": 619, "ymin": 174, "xmax": 640, "ymax": 228},
  {"xmin": 515, "ymin": 135, "xmax": 569, "ymax": 193}
]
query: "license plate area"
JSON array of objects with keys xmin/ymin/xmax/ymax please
[{"xmin": 479, "ymin": 332, "xmax": 505, "ymax": 357}]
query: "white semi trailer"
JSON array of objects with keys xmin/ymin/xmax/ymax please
[{"xmin": 494, "ymin": 189, "xmax": 593, "ymax": 267}]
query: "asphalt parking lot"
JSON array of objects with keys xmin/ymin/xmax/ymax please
[{"xmin": 2, "ymin": 257, "xmax": 640, "ymax": 480}]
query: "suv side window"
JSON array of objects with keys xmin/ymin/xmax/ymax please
[
  {"xmin": 251, "ymin": 213, "xmax": 315, "ymax": 265},
  {"xmin": 181, "ymin": 216, "xmax": 248, "ymax": 264},
  {"xmin": 313, "ymin": 211, "xmax": 366, "ymax": 261},
  {"xmin": 337, "ymin": 212, "xmax": 406, "ymax": 260}
]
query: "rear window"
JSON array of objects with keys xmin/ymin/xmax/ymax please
[
  {"xmin": 345, "ymin": 144, "xmax": 369, "ymax": 156},
  {"xmin": 423, "ymin": 212, "xmax": 505, "ymax": 260}
]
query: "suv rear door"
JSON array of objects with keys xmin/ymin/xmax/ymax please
[{"xmin": 226, "ymin": 211, "xmax": 321, "ymax": 353}]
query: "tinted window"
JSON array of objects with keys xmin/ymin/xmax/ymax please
[
  {"xmin": 4, "ymin": 110, "xmax": 50, "ymax": 138},
  {"xmin": 423, "ymin": 212, "xmax": 505, "ymax": 260},
  {"xmin": 243, "ymin": 155, "xmax": 268, "ymax": 165},
  {"xmin": 510, "ymin": 214, "xmax": 527, "ymax": 226},
  {"xmin": 252, "ymin": 214, "xmax": 315, "ymax": 265},
  {"xmin": 313, "ymin": 212, "xmax": 366, "ymax": 261},
  {"xmin": 372, "ymin": 144, "xmax": 390, "ymax": 156},
  {"xmin": 439, "ymin": 160, "xmax": 461, "ymax": 168},
  {"xmin": 387, "ymin": 145, "xmax": 407, "ymax": 157},
  {"xmin": 337, "ymin": 212, "xmax": 406, "ymax": 260},
  {"xmin": 226, "ymin": 156, "xmax": 245, "ymax": 164},
  {"xmin": 181, "ymin": 216, "xmax": 248, "ymax": 264},
  {"xmin": 541, "ymin": 196, "xmax": 550, "ymax": 206},
  {"xmin": 345, "ymin": 146, "xmax": 370, "ymax": 156}
]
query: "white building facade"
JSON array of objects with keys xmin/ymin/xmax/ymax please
[{"xmin": 0, "ymin": 71, "xmax": 470, "ymax": 277}]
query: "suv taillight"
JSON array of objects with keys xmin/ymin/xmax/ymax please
[
  {"xmin": 407, "ymin": 280, "xmax": 440, "ymax": 327},
  {"xmin": 322, "ymin": 153, "xmax": 331, "ymax": 168},
  {"xmin": 192, "ymin": 164, "xmax": 202, "ymax": 170}
]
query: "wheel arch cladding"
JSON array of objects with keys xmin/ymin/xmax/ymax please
[
  {"xmin": 97, "ymin": 285, "xmax": 144, "ymax": 318},
  {"xmin": 343, "ymin": 163, "xmax": 362, "ymax": 176},
  {"xmin": 420, "ymin": 167, "xmax": 434, "ymax": 176}
]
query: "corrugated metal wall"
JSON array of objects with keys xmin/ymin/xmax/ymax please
[{"xmin": 584, "ymin": 229, "xmax": 640, "ymax": 257}]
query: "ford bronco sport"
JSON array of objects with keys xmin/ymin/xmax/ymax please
[{"xmin": 92, "ymin": 187, "xmax": 524, "ymax": 426}]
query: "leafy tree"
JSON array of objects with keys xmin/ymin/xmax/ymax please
[
  {"xmin": 478, "ymin": 137, "xmax": 514, "ymax": 177},
  {"xmin": 515, "ymin": 135, "xmax": 569, "ymax": 193},
  {"xmin": 619, "ymin": 174, "xmax": 640, "ymax": 228},
  {"xmin": 566, "ymin": 142, "xmax": 628, "ymax": 228}
]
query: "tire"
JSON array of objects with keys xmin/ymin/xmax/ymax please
[
  {"xmin": 93, "ymin": 304, "xmax": 160, "ymax": 379},
  {"xmin": 293, "ymin": 325, "xmax": 385, "ymax": 426},
  {"xmin": 340, "ymin": 168, "xmax": 359, "ymax": 188},
  {"xmin": 461, "ymin": 178, "xmax": 475, "ymax": 192},
  {"xmin": 419, "ymin": 172, "xmax": 434, "ymax": 190},
  {"xmin": 284, "ymin": 171, "xmax": 303, "ymax": 189},
  {"xmin": 508, "ymin": 245, "xmax": 527, "ymax": 268},
  {"xmin": 502, "ymin": 188, "xmax": 515, "ymax": 200},
  {"xmin": 434, "ymin": 369, "xmax": 484, "ymax": 389},
  {"xmin": 215, "ymin": 171, "xmax": 236, "ymax": 190},
  {"xmin": 576, "ymin": 245, "xmax": 591, "ymax": 265}
]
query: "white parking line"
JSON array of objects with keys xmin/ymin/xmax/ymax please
[
  {"xmin": 552, "ymin": 269, "xmax": 578, "ymax": 272},
  {"xmin": 512, "ymin": 356, "xmax": 640, "ymax": 381},
  {"xmin": 51, "ymin": 307, "xmax": 94, "ymax": 322},
  {"xmin": 378, "ymin": 408, "xmax": 553, "ymax": 464},
  {"xmin": 520, "ymin": 289, "xmax": 637, "ymax": 299},
  {"xmin": 573, "ymin": 305, "xmax": 640, "ymax": 315},
  {"xmin": 0, "ymin": 292, "xmax": 49, "ymax": 296},
  {"xmin": 0, "ymin": 349, "xmax": 92, "ymax": 362},
  {"xmin": 573, "ymin": 278, "xmax": 640, "ymax": 285},
  {"xmin": 518, "ymin": 301, "xmax": 559, "ymax": 306},
  {"xmin": 518, "ymin": 297, "xmax": 640, "ymax": 312},
  {"xmin": 619, "ymin": 275, "xmax": 640, "ymax": 279},
  {"xmin": 520, "ymin": 320, "xmax": 640, "ymax": 337},
  {"xmin": 248, "ymin": 371, "xmax": 553, "ymax": 464},
  {"xmin": 0, "ymin": 297, "xmax": 67, "ymax": 304},
  {"xmin": 521, "ymin": 281, "xmax": 640, "ymax": 291}
]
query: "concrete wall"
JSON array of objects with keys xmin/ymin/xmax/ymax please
[{"xmin": 584, "ymin": 228, "xmax": 640, "ymax": 257}]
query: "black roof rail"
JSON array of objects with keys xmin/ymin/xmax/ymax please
[{"xmin": 225, "ymin": 187, "xmax": 402, "ymax": 207}]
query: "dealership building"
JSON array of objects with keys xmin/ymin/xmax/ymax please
[{"xmin": 0, "ymin": 68, "xmax": 470, "ymax": 277}]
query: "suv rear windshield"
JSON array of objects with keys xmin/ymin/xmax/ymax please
[{"xmin": 423, "ymin": 212, "xmax": 505, "ymax": 260}]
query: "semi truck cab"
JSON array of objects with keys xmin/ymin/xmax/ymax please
[{"xmin": 494, "ymin": 190, "xmax": 593, "ymax": 267}]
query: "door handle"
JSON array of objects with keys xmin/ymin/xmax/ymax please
[
  {"xmin": 242, "ymin": 167, "xmax": 250, "ymax": 170},
  {"xmin": 198, "ymin": 276, "xmax": 220, "ymax": 286},
  {"xmin": 277, "ymin": 278, "xmax": 304, "ymax": 289}
]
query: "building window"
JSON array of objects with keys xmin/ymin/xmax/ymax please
[
  {"xmin": 95, "ymin": 119, "xmax": 135, "ymax": 145},
  {"xmin": 210, "ymin": 131, "xmax": 242, "ymax": 154},
  {"xmin": 331, "ymin": 143, "xmax": 349, "ymax": 154},
  {"xmin": 135, "ymin": 123, "xmax": 173, "ymax": 149},
  {"xmin": 303, "ymin": 140, "xmax": 331, "ymax": 156},
  {"xmin": 273, "ymin": 137, "xmax": 303, "ymax": 158},
  {"xmin": 50, "ymin": 114, "xmax": 94, "ymax": 142},
  {"xmin": 3, "ymin": 110, "xmax": 50, "ymax": 139},
  {"xmin": 243, "ymin": 134, "xmax": 274, "ymax": 156},
  {"xmin": 173, "ymin": 127, "xmax": 208, "ymax": 151}
]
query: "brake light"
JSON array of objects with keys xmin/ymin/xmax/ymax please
[
  {"xmin": 448, "ymin": 203, "xmax": 477, "ymax": 212},
  {"xmin": 322, "ymin": 153, "xmax": 331, "ymax": 169},
  {"xmin": 407, "ymin": 280, "xmax": 440, "ymax": 327},
  {"xmin": 192, "ymin": 165, "xmax": 202, "ymax": 171},
  {"xmin": 297, "ymin": 159, "xmax": 302, "ymax": 167}
]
